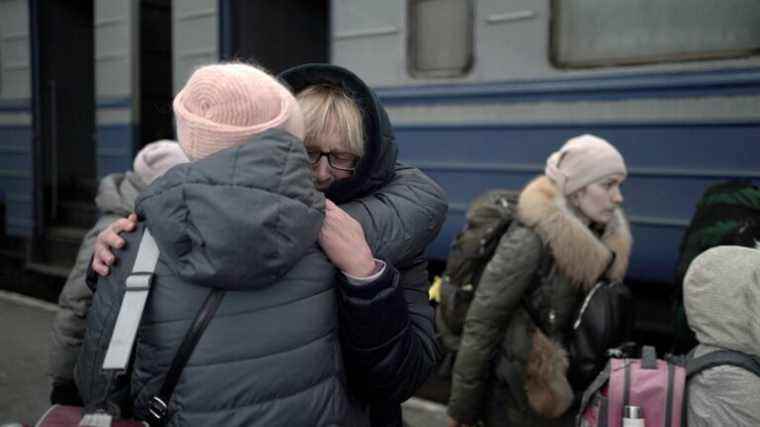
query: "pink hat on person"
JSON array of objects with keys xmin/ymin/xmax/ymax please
[
  {"xmin": 173, "ymin": 63, "xmax": 304, "ymax": 160},
  {"xmin": 133, "ymin": 139, "xmax": 189, "ymax": 186},
  {"xmin": 544, "ymin": 134, "xmax": 627, "ymax": 195}
]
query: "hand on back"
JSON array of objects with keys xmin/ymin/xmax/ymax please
[
  {"xmin": 93, "ymin": 201, "xmax": 379, "ymax": 280},
  {"xmin": 92, "ymin": 213, "xmax": 138, "ymax": 276},
  {"xmin": 318, "ymin": 199, "xmax": 376, "ymax": 278}
]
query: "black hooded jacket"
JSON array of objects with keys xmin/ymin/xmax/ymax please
[{"xmin": 280, "ymin": 64, "xmax": 448, "ymax": 426}]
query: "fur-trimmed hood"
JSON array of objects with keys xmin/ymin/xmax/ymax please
[{"xmin": 517, "ymin": 176, "xmax": 632, "ymax": 290}]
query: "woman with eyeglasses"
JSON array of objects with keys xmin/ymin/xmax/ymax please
[
  {"xmin": 297, "ymin": 84, "xmax": 364, "ymax": 191},
  {"xmin": 280, "ymin": 64, "xmax": 447, "ymax": 427},
  {"xmin": 88, "ymin": 64, "xmax": 448, "ymax": 427}
]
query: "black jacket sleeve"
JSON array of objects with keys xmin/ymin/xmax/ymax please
[
  {"xmin": 339, "ymin": 163, "xmax": 448, "ymax": 265},
  {"xmin": 338, "ymin": 254, "xmax": 440, "ymax": 404},
  {"xmin": 336, "ymin": 163, "xmax": 445, "ymax": 411}
]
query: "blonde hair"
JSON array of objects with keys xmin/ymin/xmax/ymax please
[{"xmin": 296, "ymin": 84, "xmax": 365, "ymax": 157}]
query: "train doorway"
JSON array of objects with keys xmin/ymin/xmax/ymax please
[
  {"xmin": 139, "ymin": 0, "xmax": 173, "ymax": 148},
  {"xmin": 220, "ymin": 0, "xmax": 329, "ymax": 73},
  {"xmin": 30, "ymin": 0, "xmax": 95, "ymax": 274}
]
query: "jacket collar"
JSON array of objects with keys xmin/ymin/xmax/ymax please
[{"xmin": 517, "ymin": 176, "xmax": 632, "ymax": 290}]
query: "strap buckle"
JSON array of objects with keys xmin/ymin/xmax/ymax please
[
  {"xmin": 146, "ymin": 396, "xmax": 168, "ymax": 425},
  {"xmin": 126, "ymin": 272, "xmax": 153, "ymax": 291}
]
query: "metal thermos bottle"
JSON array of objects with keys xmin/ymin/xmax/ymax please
[{"xmin": 622, "ymin": 405, "xmax": 645, "ymax": 427}]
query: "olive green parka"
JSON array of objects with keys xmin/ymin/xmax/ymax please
[{"xmin": 448, "ymin": 176, "xmax": 632, "ymax": 426}]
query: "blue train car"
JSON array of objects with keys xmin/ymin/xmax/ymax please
[
  {"xmin": 0, "ymin": 0, "xmax": 173, "ymax": 274},
  {"xmin": 329, "ymin": 0, "xmax": 760, "ymax": 285},
  {"xmin": 0, "ymin": 0, "xmax": 330, "ymax": 274},
  {"xmin": 1, "ymin": 0, "xmax": 758, "ymax": 294}
]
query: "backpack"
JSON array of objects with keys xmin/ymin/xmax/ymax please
[
  {"xmin": 437, "ymin": 189, "xmax": 519, "ymax": 346},
  {"xmin": 576, "ymin": 346, "xmax": 760, "ymax": 427},
  {"xmin": 675, "ymin": 180, "xmax": 760, "ymax": 286},
  {"xmin": 66, "ymin": 228, "xmax": 224, "ymax": 426},
  {"xmin": 672, "ymin": 180, "xmax": 760, "ymax": 353}
]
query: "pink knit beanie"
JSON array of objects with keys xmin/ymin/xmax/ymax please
[
  {"xmin": 173, "ymin": 63, "xmax": 304, "ymax": 160},
  {"xmin": 133, "ymin": 139, "xmax": 189, "ymax": 185},
  {"xmin": 545, "ymin": 134, "xmax": 627, "ymax": 195}
]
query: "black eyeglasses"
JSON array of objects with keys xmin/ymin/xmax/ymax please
[{"xmin": 307, "ymin": 150, "xmax": 358, "ymax": 172}]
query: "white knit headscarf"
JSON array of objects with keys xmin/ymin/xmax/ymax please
[{"xmin": 684, "ymin": 245, "xmax": 760, "ymax": 356}]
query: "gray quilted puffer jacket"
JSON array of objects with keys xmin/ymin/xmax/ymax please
[{"xmin": 76, "ymin": 130, "xmax": 369, "ymax": 426}]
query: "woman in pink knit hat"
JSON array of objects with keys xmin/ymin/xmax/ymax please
[
  {"xmin": 76, "ymin": 62, "xmax": 379, "ymax": 426},
  {"xmin": 448, "ymin": 134, "xmax": 634, "ymax": 427},
  {"xmin": 89, "ymin": 64, "xmax": 449, "ymax": 427}
]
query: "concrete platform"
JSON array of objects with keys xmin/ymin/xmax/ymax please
[{"xmin": 0, "ymin": 291, "xmax": 58, "ymax": 425}]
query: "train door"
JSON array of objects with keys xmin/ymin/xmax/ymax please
[
  {"xmin": 220, "ymin": 0, "xmax": 329, "ymax": 73},
  {"xmin": 30, "ymin": 0, "xmax": 95, "ymax": 274},
  {"xmin": 139, "ymin": 0, "xmax": 173, "ymax": 148}
]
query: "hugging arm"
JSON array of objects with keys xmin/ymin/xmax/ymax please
[
  {"xmin": 339, "ymin": 162, "xmax": 448, "ymax": 264},
  {"xmin": 337, "ymin": 253, "xmax": 439, "ymax": 403},
  {"xmin": 335, "ymin": 163, "xmax": 447, "ymax": 403}
]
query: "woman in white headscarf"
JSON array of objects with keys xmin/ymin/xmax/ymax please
[{"xmin": 684, "ymin": 244, "xmax": 760, "ymax": 427}]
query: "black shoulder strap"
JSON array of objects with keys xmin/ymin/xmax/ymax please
[
  {"xmin": 687, "ymin": 349, "xmax": 760, "ymax": 379},
  {"xmin": 145, "ymin": 288, "xmax": 226, "ymax": 426}
]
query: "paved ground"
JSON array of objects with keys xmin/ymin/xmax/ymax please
[
  {"xmin": 402, "ymin": 398, "xmax": 449, "ymax": 426},
  {"xmin": 0, "ymin": 291, "xmax": 57, "ymax": 425},
  {"xmin": 0, "ymin": 290, "xmax": 448, "ymax": 426}
]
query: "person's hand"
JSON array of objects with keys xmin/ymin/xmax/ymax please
[
  {"xmin": 318, "ymin": 199, "xmax": 376, "ymax": 277},
  {"xmin": 92, "ymin": 213, "xmax": 138, "ymax": 276},
  {"xmin": 447, "ymin": 418, "xmax": 469, "ymax": 427}
]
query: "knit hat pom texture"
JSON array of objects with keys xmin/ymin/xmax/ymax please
[{"xmin": 174, "ymin": 63, "xmax": 303, "ymax": 160}]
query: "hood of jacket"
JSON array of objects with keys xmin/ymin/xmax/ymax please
[
  {"xmin": 95, "ymin": 172, "xmax": 145, "ymax": 216},
  {"xmin": 135, "ymin": 129, "xmax": 325, "ymax": 290},
  {"xmin": 278, "ymin": 63, "xmax": 397, "ymax": 204},
  {"xmin": 517, "ymin": 176, "xmax": 632, "ymax": 290},
  {"xmin": 684, "ymin": 244, "xmax": 760, "ymax": 356},
  {"xmin": 94, "ymin": 172, "xmax": 146, "ymax": 216}
]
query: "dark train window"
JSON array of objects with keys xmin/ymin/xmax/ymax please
[
  {"xmin": 408, "ymin": 0, "xmax": 473, "ymax": 78},
  {"xmin": 221, "ymin": 0, "xmax": 328, "ymax": 74},
  {"xmin": 551, "ymin": 0, "xmax": 760, "ymax": 68}
]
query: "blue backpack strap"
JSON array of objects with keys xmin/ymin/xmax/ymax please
[{"xmin": 687, "ymin": 349, "xmax": 760, "ymax": 378}]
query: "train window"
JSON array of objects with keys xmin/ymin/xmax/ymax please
[
  {"xmin": 408, "ymin": 0, "xmax": 473, "ymax": 77},
  {"xmin": 551, "ymin": 0, "xmax": 760, "ymax": 68}
]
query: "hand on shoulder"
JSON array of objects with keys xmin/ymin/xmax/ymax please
[
  {"xmin": 319, "ymin": 199, "xmax": 376, "ymax": 277},
  {"xmin": 92, "ymin": 213, "xmax": 138, "ymax": 276}
]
